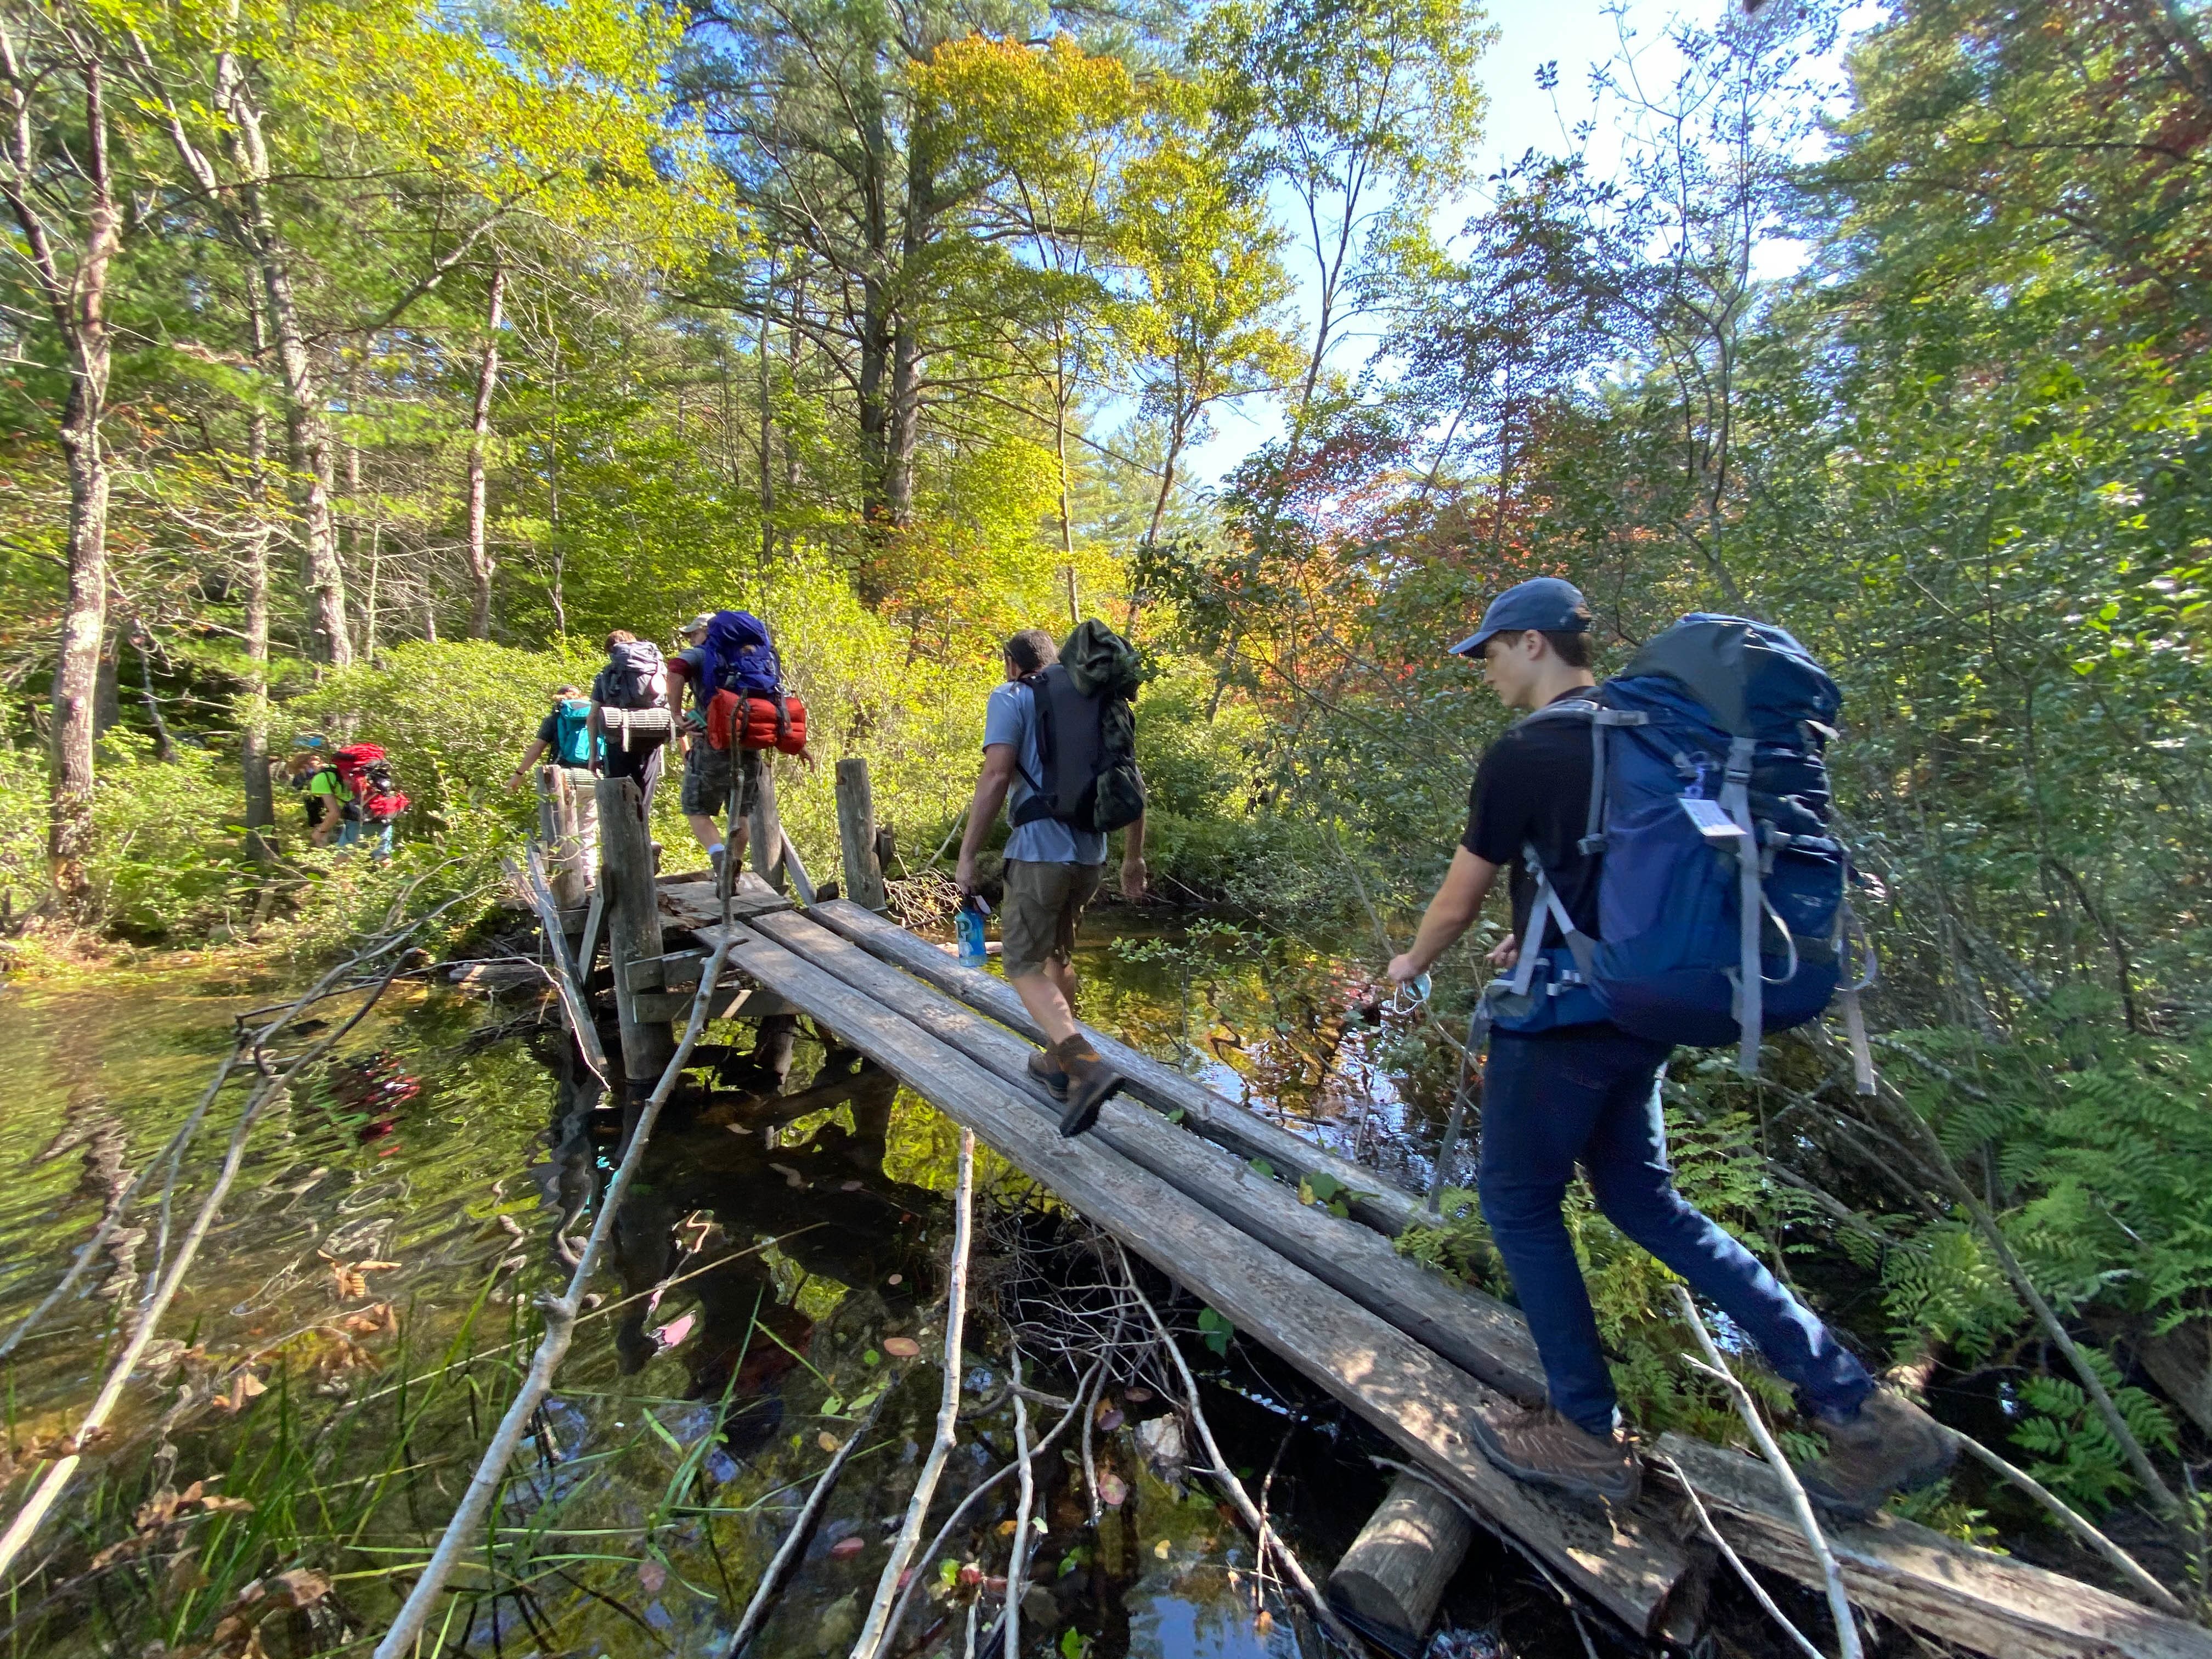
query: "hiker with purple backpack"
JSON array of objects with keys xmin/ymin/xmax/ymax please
[
  {"xmin": 1385, "ymin": 577, "xmax": 1950, "ymax": 1514},
  {"xmin": 665, "ymin": 610, "xmax": 810, "ymax": 876}
]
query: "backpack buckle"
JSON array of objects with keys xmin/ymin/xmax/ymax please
[{"xmin": 1577, "ymin": 832, "xmax": 1606, "ymax": 856}]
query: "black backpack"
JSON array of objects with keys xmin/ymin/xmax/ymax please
[
  {"xmin": 1009, "ymin": 621, "xmax": 1146, "ymax": 836},
  {"xmin": 595, "ymin": 640, "xmax": 664, "ymax": 710}
]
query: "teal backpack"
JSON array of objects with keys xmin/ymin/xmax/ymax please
[{"xmin": 552, "ymin": 698, "xmax": 596, "ymax": 768}]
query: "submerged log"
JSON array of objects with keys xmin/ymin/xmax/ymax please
[{"xmin": 1329, "ymin": 1473, "xmax": 1476, "ymax": 1655}]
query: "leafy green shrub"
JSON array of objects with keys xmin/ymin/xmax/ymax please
[{"xmin": 87, "ymin": 733, "xmax": 264, "ymax": 944}]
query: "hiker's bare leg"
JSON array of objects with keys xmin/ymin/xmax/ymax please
[
  {"xmin": 1010, "ymin": 968, "xmax": 1080, "ymax": 1048},
  {"xmin": 686, "ymin": 812, "xmax": 720, "ymax": 854},
  {"xmin": 1044, "ymin": 954, "xmax": 1077, "ymax": 1013}
]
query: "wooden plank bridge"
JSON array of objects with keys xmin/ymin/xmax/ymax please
[{"xmin": 539, "ymin": 769, "xmax": 2211, "ymax": 1659}]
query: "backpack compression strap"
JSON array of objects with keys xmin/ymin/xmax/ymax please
[{"xmin": 1720, "ymin": 735, "xmax": 1763, "ymax": 1074}]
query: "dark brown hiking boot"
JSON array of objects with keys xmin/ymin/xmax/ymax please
[
  {"xmin": 1054, "ymin": 1036, "xmax": 1122, "ymax": 1138},
  {"xmin": 1468, "ymin": 1400, "xmax": 1641, "ymax": 1505},
  {"xmin": 1796, "ymin": 1391, "xmax": 1956, "ymax": 1520},
  {"xmin": 1026, "ymin": 1046, "xmax": 1070, "ymax": 1103}
]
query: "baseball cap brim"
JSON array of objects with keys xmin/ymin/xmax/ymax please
[{"xmin": 1448, "ymin": 629, "xmax": 1495, "ymax": 658}]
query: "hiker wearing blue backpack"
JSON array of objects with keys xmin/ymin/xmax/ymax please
[{"xmin": 1385, "ymin": 577, "xmax": 1949, "ymax": 1515}]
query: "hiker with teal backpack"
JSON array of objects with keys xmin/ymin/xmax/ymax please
[
  {"xmin": 507, "ymin": 685, "xmax": 599, "ymax": 792},
  {"xmin": 1385, "ymin": 577, "xmax": 1949, "ymax": 1514},
  {"xmin": 956, "ymin": 623, "xmax": 1148, "ymax": 1138}
]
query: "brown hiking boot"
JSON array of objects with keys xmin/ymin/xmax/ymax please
[
  {"xmin": 1054, "ymin": 1035, "xmax": 1122, "ymax": 1138},
  {"xmin": 1468, "ymin": 1400, "xmax": 1641, "ymax": 1504},
  {"xmin": 1796, "ymin": 1391, "xmax": 1955, "ymax": 1520},
  {"xmin": 1026, "ymin": 1046, "xmax": 1070, "ymax": 1103}
]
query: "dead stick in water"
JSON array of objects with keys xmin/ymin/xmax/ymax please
[
  {"xmin": 877, "ymin": 1359, "xmax": 1099, "ymax": 1650},
  {"xmin": 850, "ymin": 1127, "xmax": 977, "ymax": 1659},
  {"xmin": 1116, "ymin": 1244, "xmax": 1367, "ymax": 1654},
  {"xmin": 726, "ymin": 1389, "xmax": 891, "ymax": 1657},
  {"xmin": 1003, "ymin": 1345, "xmax": 1036, "ymax": 1659},
  {"xmin": 372, "ymin": 936, "xmax": 731, "ymax": 1659},
  {"xmin": 1670, "ymin": 1285, "xmax": 1862, "ymax": 1659}
]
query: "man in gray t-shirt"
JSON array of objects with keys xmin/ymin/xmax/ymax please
[{"xmin": 957, "ymin": 628, "xmax": 1146, "ymax": 1136}]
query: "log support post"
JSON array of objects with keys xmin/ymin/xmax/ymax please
[
  {"xmin": 836, "ymin": 757, "xmax": 889, "ymax": 912},
  {"xmin": 544, "ymin": 766, "xmax": 599, "ymax": 916},
  {"xmin": 1327, "ymin": 1473, "xmax": 1474, "ymax": 1654},
  {"xmin": 744, "ymin": 751, "xmax": 785, "ymax": 894},
  {"xmin": 597, "ymin": 775, "xmax": 673, "ymax": 1091}
]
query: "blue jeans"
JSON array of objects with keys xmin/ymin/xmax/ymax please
[
  {"xmin": 338, "ymin": 818, "xmax": 394, "ymax": 860},
  {"xmin": 1477, "ymin": 1024, "xmax": 1874, "ymax": 1437}
]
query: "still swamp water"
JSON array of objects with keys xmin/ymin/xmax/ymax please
[{"xmin": 0, "ymin": 916, "xmax": 1620, "ymax": 1659}]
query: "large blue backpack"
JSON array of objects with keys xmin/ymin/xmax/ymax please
[
  {"xmin": 702, "ymin": 611, "xmax": 784, "ymax": 698},
  {"xmin": 1482, "ymin": 614, "xmax": 1873, "ymax": 1082}
]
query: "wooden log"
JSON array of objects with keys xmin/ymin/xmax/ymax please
[
  {"xmin": 808, "ymin": 899, "xmax": 1424, "ymax": 1237},
  {"xmin": 627, "ymin": 949, "xmax": 710, "ymax": 992},
  {"xmin": 695, "ymin": 918, "xmax": 1692, "ymax": 1635},
  {"xmin": 836, "ymin": 758, "xmax": 890, "ymax": 911},
  {"xmin": 544, "ymin": 766, "xmax": 598, "ymax": 911},
  {"xmin": 753, "ymin": 909, "xmax": 1547, "ymax": 1402},
  {"xmin": 744, "ymin": 750, "xmax": 784, "ymax": 893},
  {"xmin": 596, "ymin": 775, "xmax": 674, "ymax": 1087},
  {"xmin": 1328, "ymin": 1473, "xmax": 1476, "ymax": 1654},
  {"xmin": 1655, "ymin": 1435, "xmax": 2212, "ymax": 1659}
]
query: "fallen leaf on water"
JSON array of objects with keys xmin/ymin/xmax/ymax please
[
  {"xmin": 653, "ymin": 1312, "xmax": 696, "ymax": 1351},
  {"xmin": 1154, "ymin": 1538, "xmax": 1170, "ymax": 1559},
  {"xmin": 268, "ymin": 1567, "xmax": 330, "ymax": 1609},
  {"xmin": 342, "ymin": 1303, "xmax": 397, "ymax": 1337},
  {"xmin": 881, "ymin": 1337, "xmax": 921, "ymax": 1359},
  {"xmin": 828, "ymin": 1536, "xmax": 866, "ymax": 1559},
  {"xmin": 329, "ymin": 1263, "xmax": 366, "ymax": 1300},
  {"xmin": 637, "ymin": 1560, "xmax": 667, "ymax": 1594},
  {"xmin": 887, "ymin": 1273, "xmax": 902, "ymax": 1285},
  {"xmin": 841, "ymin": 1179, "xmax": 862, "ymax": 1191},
  {"xmin": 818, "ymin": 1431, "xmax": 840, "ymax": 1452},
  {"xmin": 958, "ymin": 1562, "xmax": 983, "ymax": 1588},
  {"xmin": 769, "ymin": 1163, "xmax": 807, "ymax": 1189},
  {"xmin": 354, "ymin": 1260, "xmax": 403, "ymax": 1272},
  {"xmin": 1097, "ymin": 1471, "xmax": 1128, "ymax": 1508},
  {"xmin": 996, "ymin": 1520, "xmax": 1018, "ymax": 1537},
  {"xmin": 1254, "ymin": 1609, "xmax": 1274, "ymax": 1635},
  {"xmin": 1125, "ymin": 1387, "xmax": 1153, "ymax": 1404},
  {"xmin": 212, "ymin": 1371, "xmax": 268, "ymax": 1415},
  {"xmin": 165, "ymin": 1548, "xmax": 209, "ymax": 1599},
  {"xmin": 1095, "ymin": 1404, "xmax": 1124, "ymax": 1431}
]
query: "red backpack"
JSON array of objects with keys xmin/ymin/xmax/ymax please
[{"xmin": 333, "ymin": 744, "xmax": 411, "ymax": 822}]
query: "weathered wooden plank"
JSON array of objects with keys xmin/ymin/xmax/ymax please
[
  {"xmin": 698, "ymin": 918, "xmax": 1692, "ymax": 1635},
  {"xmin": 808, "ymin": 899, "xmax": 1424, "ymax": 1237},
  {"xmin": 627, "ymin": 948, "xmax": 710, "ymax": 992},
  {"xmin": 628, "ymin": 986, "xmax": 764, "ymax": 1023},
  {"xmin": 1656, "ymin": 1435, "xmax": 2211, "ymax": 1659},
  {"xmin": 754, "ymin": 909, "xmax": 1548, "ymax": 1402},
  {"xmin": 656, "ymin": 871, "xmax": 791, "ymax": 932}
]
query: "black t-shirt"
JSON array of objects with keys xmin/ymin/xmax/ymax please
[
  {"xmin": 535, "ymin": 710, "xmax": 560, "ymax": 745},
  {"xmin": 1461, "ymin": 689, "xmax": 1602, "ymax": 943}
]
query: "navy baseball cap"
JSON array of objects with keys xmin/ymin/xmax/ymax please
[{"xmin": 1449, "ymin": 577, "xmax": 1591, "ymax": 658}]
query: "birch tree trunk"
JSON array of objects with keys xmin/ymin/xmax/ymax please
[
  {"xmin": 240, "ymin": 291, "xmax": 275, "ymax": 862},
  {"xmin": 466, "ymin": 266, "xmax": 505, "ymax": 637},
  {"xmin": 0, "ymin": 30, "xmax": 122, "ymax": 910}
]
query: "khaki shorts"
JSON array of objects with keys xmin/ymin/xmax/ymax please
[{"xmin": 1000, "ymin": 859, "xmax": 1103, "ymax": 978}]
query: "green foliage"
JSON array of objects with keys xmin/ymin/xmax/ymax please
[
  {"xmin": 2012, "ymin": 1347, "xmax": 2179, "ymax": 1513},
  {"xmin": 1195, "ymin": 1306, "xmax": 1235, "ymax": 1356}
]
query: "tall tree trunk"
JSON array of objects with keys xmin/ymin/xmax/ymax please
[
  {"xmin": 758, "ymin": 301, "xmax": 775, "ymax": 569},
  {"xmin": 466, "ymin": 266, "xmax": 504, "ymax": 637},
  {"xmin": 1, "ymin": 37, "xmax": 122, "ymax": 911},
  {"xmin": 241, "ymin": 400, "xmax": 274, "ymax": 861},
  {"xmin": 142, "ymin": 34, "xmax": 352, "ymax": 665}
]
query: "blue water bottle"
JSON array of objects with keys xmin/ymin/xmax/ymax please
[{"xmin": 956, "ymin": 898, "xmax": 989, "ymax": 967}]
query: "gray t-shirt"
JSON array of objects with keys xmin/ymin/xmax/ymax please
[{"xmin": 984, "ymin": 680, "xmax": 1105, "ymax": 866}]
